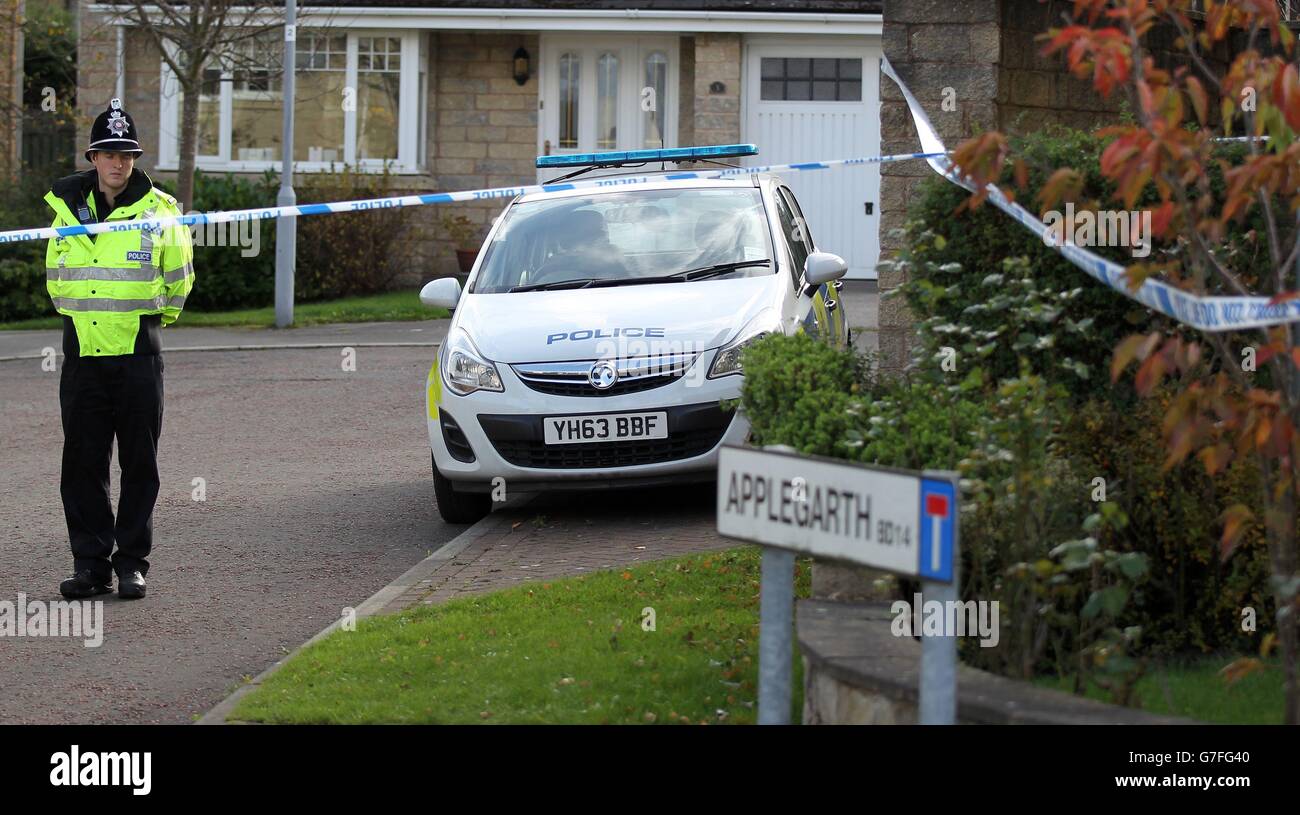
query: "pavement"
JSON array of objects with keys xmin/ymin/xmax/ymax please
[
  {"xmin": 839, "ymin": 279, "xmax": 880, "ymax": 357},
  {"xmin": 0, "ymin": 319, "xmax": 450, "ymax": 360}
]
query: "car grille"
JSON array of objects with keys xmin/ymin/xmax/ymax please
[
  {"xmin": 478, "ymin": 403, "xmax": 733, "ymax": 469},
  {"xmin": 512, "ymin": 353, "xmax": 699, "ymax": 397}
]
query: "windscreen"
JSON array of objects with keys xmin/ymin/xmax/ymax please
[{"xmin": 470, "ymin": 187, "xmax": 773, "ymax": 293}]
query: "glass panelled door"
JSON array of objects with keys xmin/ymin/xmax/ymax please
[{"xmin": 539, "ymin": 35, "xmax": 677, "ymax": 179}]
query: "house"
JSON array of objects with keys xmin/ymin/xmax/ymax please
[{"xmin": 74, "ymin": 0, "xmax": 888, "ymax": 286}]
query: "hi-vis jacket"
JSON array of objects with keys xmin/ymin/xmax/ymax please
[{"xmin": 45, "ymin": 169, "xmax": 194, "ymax": 357}]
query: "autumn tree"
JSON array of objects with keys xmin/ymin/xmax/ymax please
[
  {"xmin": 953, "ymin": 0, "xmax": 1300, "ymax": 722},
  {"xmin": 103, "ymin": 2, "xmax": 287, "ymax": 211}
]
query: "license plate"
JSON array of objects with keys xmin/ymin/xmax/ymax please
[{"xmin": 543, "ymin": 411, "xmax": 668, "ymax": 445}]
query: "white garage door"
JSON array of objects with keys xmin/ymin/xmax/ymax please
[{"xmin": 744, "ymin": 39, "xmax": 883, "ymax": 279}]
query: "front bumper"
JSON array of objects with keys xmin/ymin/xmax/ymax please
[{"xmin": 428, "ymin": 357, "xmax": 748, "ymax": 488}]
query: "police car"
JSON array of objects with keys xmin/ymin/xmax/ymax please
[{"xmin": 421, "ymin": 144, "xmax": 849, "ymax": 523}]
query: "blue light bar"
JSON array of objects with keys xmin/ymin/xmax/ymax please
[{"xmin": 536, "ymin": 143, "xmax": 758, "ymax": 169}]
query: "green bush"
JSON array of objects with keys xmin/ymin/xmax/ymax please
[
  {"xmin": 0, "ymin": 168, "xmax": 64, "ymax": 322},
  {"xmin": 184, "ymin": 170, "xmax": 278, "ymax": 311},
  {"xmin": 740, "ymin": 334, "xmax": 1145, "ymax": 692},
  {"xmin": 1058, "ymin": 392, "xmax": 1275, "ymax": 657},
  {"xmin": 294, "ymin": 166, "xmax": 425, "ymax": 302},
  {"xmin": 895, "ymin": 125, "xmax": 1273, "ymax": 399}
]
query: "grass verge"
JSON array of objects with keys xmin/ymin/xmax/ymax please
[
  {"xmin": 230, "ymin": 546, "xmax": 811, "ymax": 724},
  {"xmin": 0, "ymin": 289, "xmax": 444, "ymax": 331},
  {"xmin": 1035, "ymin": 656, "xmax": 1285, "ymax": 724}
]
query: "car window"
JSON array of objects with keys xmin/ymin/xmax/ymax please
[
  {"xmin": 780, "ymin": 187, "xmax": 815, "ymax": 251},
  {"xmin": 470, "ymin": 187, "xmax": 773, "ymax": 293},
  {"xmin": 772, "ymin": 187, "xmax": 811, "ymax": 287}
]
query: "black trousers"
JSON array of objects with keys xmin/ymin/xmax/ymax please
[{"xmin": 59, "ymin": 353, "xmax": 164, "ymax": 583}]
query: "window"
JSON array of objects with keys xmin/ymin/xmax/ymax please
[
  {"xmin": 596, "ymin": 52, "xmax": 619, "ymax": 149},
  {"xmin": 773, "ymin": 187, "xmax": 811, "ymax": 284},
  {"xmin": 231, "ymin": 33, "xmax": 285, "ymax": 162},
  {"xmin": 760, "ymin": 57, "xmax": 861, "ymax": 101},
  {"xmin": 472, "ymin": 189, "xmax": 772, "ymax": 294},
  {"xmin": 559, "ymin": 52, "xmax": 580, "ymax": 149},
  {"xmin": 294, "ymin": 33, "xmax": 346, "ymax": 163},
  {"xmin": 159, "ymin": 30, "xmax": 424, "ymax": 172},
  {"xmin": 643, "ymin": 51, "xmax": 668, "ymax": 148},
  {"xmin": 357, "ymin": 36, "xmax": 401, "ymax": 161}
]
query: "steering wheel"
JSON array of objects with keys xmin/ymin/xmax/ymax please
[{"xmin": 532, "ymin": 250, "xmax": 628, "ymax": 284}]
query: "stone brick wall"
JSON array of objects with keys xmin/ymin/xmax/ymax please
[
  {"xmin": 75, "ymin": 3, "xmax": 119, "ymax": 166},
  {"xmin": 425, "ymin": 31, "xmax": 541, "ymax": 283},
  {"xmin": 998, "ymin": 0, "xmax": 1121, "ymax": 133},
  {"xmin": 1, "ymin": 0, "xmax": 24, "ymax": 181},
  {"xmin": 693, "ymin": 33, "xmax": 741, "ymax": 145},
  {"xmin": 678, "ymin": 35, "xmax": 696, "ymax": 149},
  {"xmin": 878, "ymin": 0, "xmax": 1001, "ymax": 376}
]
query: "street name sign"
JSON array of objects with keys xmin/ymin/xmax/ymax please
[{"xmin": 717, "ymin": 445, "xmax": 956, "ymax": 583}]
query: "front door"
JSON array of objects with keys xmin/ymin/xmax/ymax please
[
  {"xmin": 537, "ymin": 34, "xmax": 679, "ymax": 180},
  {"xmin": 744, "ymin": 38, "xmax": 883, "ymax": 279}
]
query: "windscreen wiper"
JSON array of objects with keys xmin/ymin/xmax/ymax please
[
  {"xmin": 670, "ymin": 259, "xmax": 772, "ymax": 281},
  {"xmin": 509, "ymin": 260, "xmax": 772, "ymax": 292},
  {"xmin": 508, "ymin": 278, "xmax": 598, "ymax": 293},
  {"xmin": 586, "ymin": 259, "xmax": 774, "ymax": 288}
]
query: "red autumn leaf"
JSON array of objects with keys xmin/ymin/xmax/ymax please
[
  {"xmin": 1275, "ymin": 63, "xmax": 1300, "ymax": 132},
  {"xmin": 1134, "ymin": 351, "xmax": 1167, "ymax": 396},
  {"xmin": 1268, "ymin": 290, "xmax": 1300, "ymax": 306},
  {"xmin": 1111, "ymin": 334, "xmax": 1150, "ymax": 382},
  {"xmin": 1185, "ymin": 75, "xmax": 1208, "ymax": 124},
  {"xmin": 1036, "ymin": 168, "xmax": 1084, "ymax": 213},
  {"xmin": 1197, "ymin": 443, "xmax": 1233, "ymax": 476},
  {"xmin": 1219, "ymin": 657, "xmax": 1264, "ymax": 686},
  {"xmin": 1150, "ymin": 200, "xmax": 1175, "ymax": 238},
  {"xmin": 1219, "ymin": 504, "xmax": 1254, "ymax": 561}
]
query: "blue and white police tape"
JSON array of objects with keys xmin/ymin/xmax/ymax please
[
  {"xmin": 0, "ymin": 150, "xmax": 943, "ymax": 246},
  {"xmin": 880, "ymin": 56, "xmax": 1299, "ymax": 334}
]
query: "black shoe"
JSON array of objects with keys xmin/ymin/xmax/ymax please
[
  {"xmin": 60, "ymin": 570, "xmax": 112, "ymax": 599},
  {"xmin": 117, "ymin": 571, "xmax": 146, "ymax": 600}
]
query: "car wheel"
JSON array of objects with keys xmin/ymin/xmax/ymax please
[{"xmin": 431, "ymin": 452, "xmax": 492, "ymax": 524}]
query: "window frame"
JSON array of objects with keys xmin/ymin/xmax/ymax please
[{"xmin": 157, "ymin": 29, "xmax": 424, "ymax": 174}]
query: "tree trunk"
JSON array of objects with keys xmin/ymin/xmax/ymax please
[
  {"xmin": 175, "ymin": 69, "xmax": 200, "ymax": 213},
  {"xmin": 1263, "ymin": 454, "xmax": 1299, "ymax": 725},
  {"xmin": 1278, "ymin": 484, "xmax": 1299, "ymax": 726}
]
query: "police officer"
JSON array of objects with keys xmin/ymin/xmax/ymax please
[{"xmin": 45, "ymin": 98, "xmax": 195, "ymax": 600}]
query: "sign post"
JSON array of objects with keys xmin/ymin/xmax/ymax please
[{"xmin": 716, "ymin": 445, "xmax": 960, "ymax": 724}]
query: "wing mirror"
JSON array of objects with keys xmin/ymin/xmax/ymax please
[
  {"xmin": 420, "ymin": 277, "xmax": 462, "ymax": 310},
  {"xmin": 801, "ymin": 252, "xmax": 848, "ymax": 296}
]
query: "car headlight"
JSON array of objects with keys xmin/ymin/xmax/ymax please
[
  {"xmin": 441, "ymin": 327, "xmax": 504, "ymax": 395},
  {"xmin": 708, "ymin": 311, "xmax": 783, "ymax": 379}
]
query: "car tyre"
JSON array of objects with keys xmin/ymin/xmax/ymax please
[{"xmin": 432, "ymin": 452, "xmax": 492, "ymax": 524}]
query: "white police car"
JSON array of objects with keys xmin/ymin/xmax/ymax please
[{"xmin": 421, "ymin": 144, "xmax": 849, "ymax": 523}]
